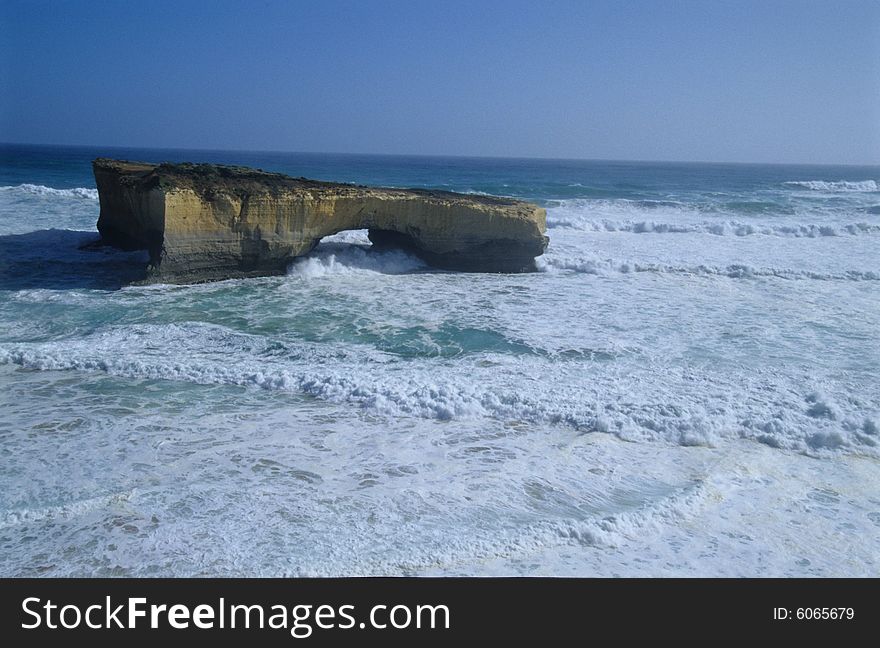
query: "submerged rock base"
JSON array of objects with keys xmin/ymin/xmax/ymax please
[{"xmin": 92, "ymin": 158, "xmax": 548, "ymax": 284}]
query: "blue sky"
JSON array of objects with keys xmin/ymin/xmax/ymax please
[{"xmin": 1, "ymin": 0, "xmax": 878, "ymax": 163}]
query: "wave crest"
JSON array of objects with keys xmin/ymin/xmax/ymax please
[
  {"xmin": 0, "ymin": 322, "xmax": 877, "ymax": 459},
  {"xmin": 288, "ymin": 239, "xmax": 425, "ymax": 278},
  {"xmin": 537, "ymin": 254, "xmax": 879, "ymax": 281},
  {"xmin": 0, "ymin": 184, "xmax": 98, "ymax": 200},
  {"xmin": 784, "ymin": 180, "xmax": 879, "ymax": 193},
  {"xmin": 547, "ymin": 216, "xmax": 880, "ymax": 237}
]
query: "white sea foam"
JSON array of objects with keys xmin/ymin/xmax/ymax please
[
  {"xmin": 0, "ymin": 184, "xmax": 98, "ymax": 200},
  {"xmin": 547, "ymin": 216, "xmax": 880, "ymax": 237},
  {"xmin": 536, "ymin": 253, "xmax": 879, "ymax": 281},
  {"xmin": 2, "ymin": 361, "xmax": 877, "ymax": 577},
  {"xmin": 288, "ymin": 474, "xmax": 719, "ymax": 575},
  {"xmin": 547, "ymin": 198, "xmax": 702, "ymax": 223},
  {"xmin": 287, "ymin": 232, "xmax": 426, "ymax": 277},
  {"xmin": 1, "ymin": 320, "xmax": 876, "ymax": 459},
  {"xmin": 545, "ymin": 198, "xmax": 880, "ymax": 237},
  {"xmin": 288, "ymin": 248, "xmax": 425, "ymax": 279},
  {"xmin": 784, "ymin": 180, "xmax": 879, "ymax": 193},
  {"xmin": 0, "ymin": 185, "xmax": 100, "ymax": 234},
  {"xmin": 0, "ymin": 491, "xmax": 135, "ymax": 529}
]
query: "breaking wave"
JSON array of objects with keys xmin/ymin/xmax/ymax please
[
  {"xmin": 545, "ymin": 198, "xmax": 880, "ymax": 238},
  {"xmin": 0, "ymin": 322, "xmax": 876, "ymax": 458},
  {"xmin": 537, "ymin": 254, "xmax": 880, "ymax": 281},
  {"xmin": 0, "ymin": 184, "xmax": 98, "ymax": 200},
  {"xmin": 784, "ymin": 180, "xmax": 879, "ymax": 193},
  {"xmin": 288, "ymin": 240, "xmax": 426, "ymax": 277},
  {"xmin": 547, "ymin": 217, "xmax": 880, "ymax": 237}
]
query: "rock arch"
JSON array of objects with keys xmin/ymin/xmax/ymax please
[{"xmin": 93, "ymin": 159, "xmax": 548, "ymax": 283}]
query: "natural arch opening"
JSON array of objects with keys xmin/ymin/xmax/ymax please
[{"xmin": 289, "ymin": 229, "xmax": 427, "ymax": 276}]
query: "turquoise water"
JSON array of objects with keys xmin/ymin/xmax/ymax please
[{"xmin": 1, "ymin": 144, "xmax": 878, "ymax": 576}]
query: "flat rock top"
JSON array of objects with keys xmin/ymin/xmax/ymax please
[{"xmin": 93, "ymin": 158, "xmax": 528, "ymax": 208}]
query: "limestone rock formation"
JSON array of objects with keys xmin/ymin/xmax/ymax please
[{"xmin": 93, "ymin": 158, "xmax": 548, "ymax": 283}]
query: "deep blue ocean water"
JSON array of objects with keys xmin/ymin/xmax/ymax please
[
  {"xmin": 5, "ymin": 142, "xmax": 880, "ymax": 205},
  {"xmin": 1, "ymin": 144, "xmax": 878, "ymax": 576}
]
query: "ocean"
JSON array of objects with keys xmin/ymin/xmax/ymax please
[{"xmin": 1, "ymin": 143, "xmax": 878, "ymax": 576}]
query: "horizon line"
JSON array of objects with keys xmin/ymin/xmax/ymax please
[{"xmin": 1, "ymin": 140, "xmax": 879, "ymax": 169}]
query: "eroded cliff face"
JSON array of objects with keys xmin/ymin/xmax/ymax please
[{"xmin": 93, "ymin": 159, "xmax": 548, "ymax": 283}]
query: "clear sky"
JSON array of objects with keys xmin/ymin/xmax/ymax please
[{"xmin": 1, "ymin": 0, "xmax": 878, "ymax": 164}]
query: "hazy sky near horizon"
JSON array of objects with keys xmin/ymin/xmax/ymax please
[{"xmin": 1, "ymin": 0, "xmax": 878, "ymax": 164}]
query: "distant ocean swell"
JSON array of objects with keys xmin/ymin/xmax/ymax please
[
  {"xmin": 783, "ymin": 180, "xmax": 878, "ymax": 192},
  {"xmin": 536, "ymin": 255, "xmax": 880, "ymax": 281},
  {"xmin": 545, "ymin": 197, "xmax": 880, "ymax": 235},
  {"xmin": 1, "ymin": 177, "xmax": 877, "ymax": 200}
]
